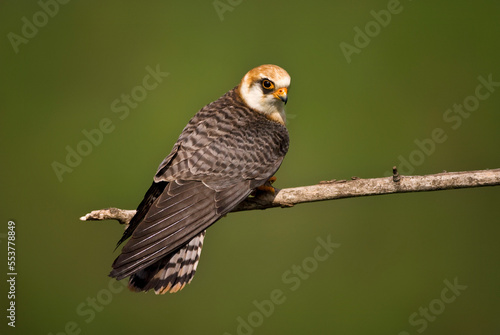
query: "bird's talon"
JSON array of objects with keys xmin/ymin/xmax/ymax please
[{"xmin": 256, "ymin": 185, "xmax": 276, "ymax": 195}]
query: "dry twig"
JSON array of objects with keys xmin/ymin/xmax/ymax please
[{"xmin": 80, "ymin": 168, "xmax": 500, "ymax": 225}]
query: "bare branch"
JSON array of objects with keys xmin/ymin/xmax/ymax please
[
  {"xmin": 80, "ymin": 168, "xmax": 500, "ymax": 224},
  {"xmin": 80, "ymin": 208, "xmax": 136, "ymax": 225}
]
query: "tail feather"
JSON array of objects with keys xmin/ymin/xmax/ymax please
[{"xmin": 128, "ymin": 231, "xmax": 206, "ymax": 294}]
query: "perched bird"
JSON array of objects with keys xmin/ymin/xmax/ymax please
[{"xmin": 110, "ymin": 64, "xmax": 291, "ymax": 294}]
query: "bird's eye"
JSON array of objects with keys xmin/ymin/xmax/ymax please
[{"xmin": 262, "ymin": 79, "xmax": 274, "ymax": 90}]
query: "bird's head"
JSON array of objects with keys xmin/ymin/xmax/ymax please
[{"xmin": 238, "ymin": 64, "xmax": 290, "ymax": 125}]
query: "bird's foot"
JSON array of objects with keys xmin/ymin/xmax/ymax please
[{"xmin": 254, "ymin": 176, "xmax": 277, "ymax": 195}]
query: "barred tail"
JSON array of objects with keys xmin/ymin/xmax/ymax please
[{"xmin": 128, "ymin": 231, "xmax": 206, "ymax": 294}]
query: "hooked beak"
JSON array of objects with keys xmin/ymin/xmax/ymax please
[{"xmin": 273, "ymin": 87, "xmax": 288, "ymax": 104}]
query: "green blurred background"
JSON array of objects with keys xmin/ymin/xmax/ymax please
[{"xmin": 1, "ymin": 1, "xmax": 500, "ymax": 334}]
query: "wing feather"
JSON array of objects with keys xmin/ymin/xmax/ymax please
[{"xmin": 111, "ymin": 179, "xmax": 252, "ymax": 279}]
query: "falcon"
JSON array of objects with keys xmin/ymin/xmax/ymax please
[{"xmin": 110, "ymin": 64, "xmax": 291, "ymax": 294}]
